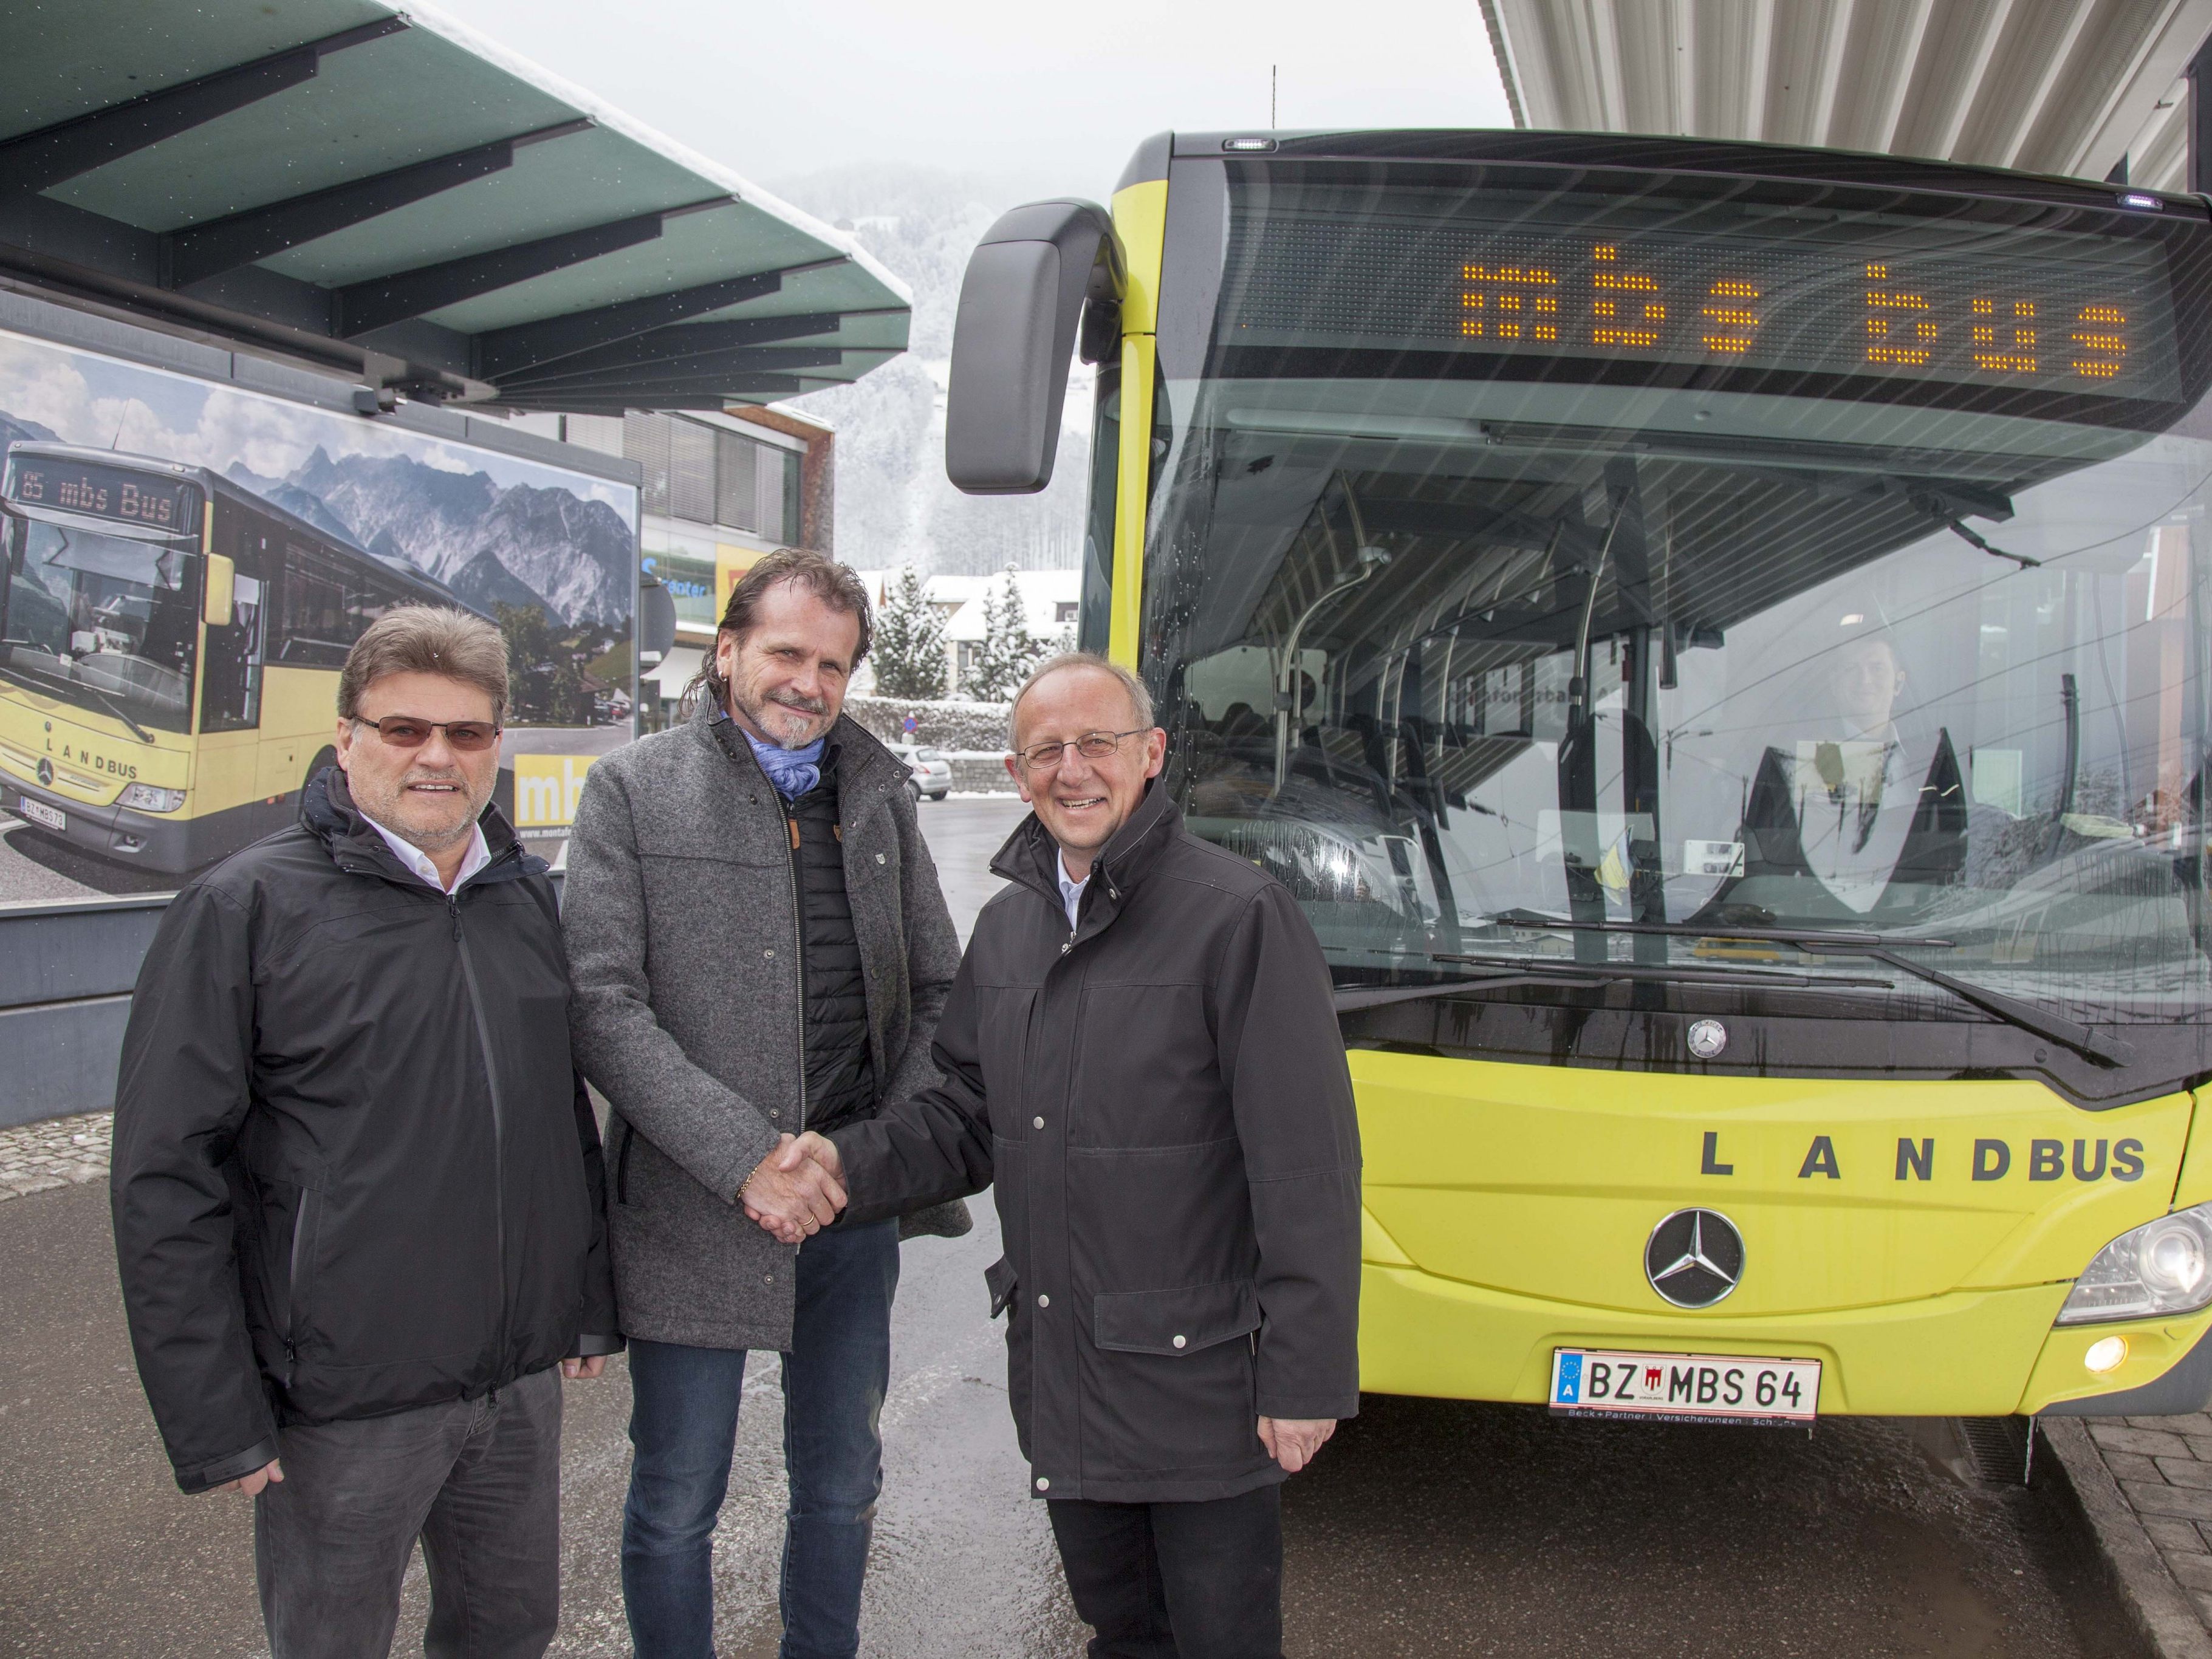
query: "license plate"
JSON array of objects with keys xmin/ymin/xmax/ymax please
[
  {"xmin": 18, "ymin": 796, "xmax": 64, "ymax": 832},
  {"xmin": 1550, "ymin": 1348, "xmax": 1820, "ymax": 1425}
]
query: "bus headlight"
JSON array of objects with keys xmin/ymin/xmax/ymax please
[
  {"xmin": 2056, "ymin": 1203, "xmax": 2212, "ymax": 1325},
  {"xmin": 118, "ymin": 784, "xmax": 185, "ymax": 813}
]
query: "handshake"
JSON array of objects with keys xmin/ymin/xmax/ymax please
[{"xmin": 740, "ymin": 1131, "xmax": 847, "ymax": 1245}]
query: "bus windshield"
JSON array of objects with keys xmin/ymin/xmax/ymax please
[
  {"xmin": 0, "ymin": 513, "xmax": 199, "ymax": 733},
  {"xmin": 1142, "ymin": 158, "xmax": 2212, "ymax": 1026}
]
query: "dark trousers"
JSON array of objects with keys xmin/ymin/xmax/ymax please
[
  {"xmin": 253, "ymin": 1364, "xmax": 563, "ymax": 1659},
  {"xmin": 621, "ymin": 1217, "xmax": 900, "ymax": 1659},
  {"xmin": 1047, "ymin": 1483, "xmax": 1285, "ymax": 1659}
]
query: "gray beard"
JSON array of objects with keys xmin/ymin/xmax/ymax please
[{"xmin": 730, "ymin": 683, "xmax": 829, "ymax": 750}]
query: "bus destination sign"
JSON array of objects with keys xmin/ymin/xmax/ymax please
[
  {"xmin": 1226, "ymin": 201, "xmax": 2185, "ymax": 404},
  {"xmin": 4, "ymin": 456, "xmax": 199, "ymax": 532}
]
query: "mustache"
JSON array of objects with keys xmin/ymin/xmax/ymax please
[{"xmin": 768, "ymin": 691, "xmax": 829, "ymax": 716}]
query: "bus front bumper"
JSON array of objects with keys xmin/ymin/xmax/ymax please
[
  {"xmin": 1, "ymin": 774, "xmax": 207, "ymax": 873},
  {"xmin": 1358, "ymin": 1256, "xmax": 2212, "ymax": 1417}
]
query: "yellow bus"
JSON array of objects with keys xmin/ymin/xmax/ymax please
[
  {"xmin": 947, "ymin": 132, "xmax": 2212, "ymax": 1423},
  {"xmin": 0, "ymin": 443, "xmax": 473, "ymax": 873}
]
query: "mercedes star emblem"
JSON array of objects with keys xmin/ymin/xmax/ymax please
[
  {"xmin": 1645, "ymin": 1208, "xmax": 1745, "ymax": 1308},
  {"xmin": 35, "ymin": 758, "xmax": 52, "ymax": 787},
  {"xmin": 1686, "ymin": 1018, "xmax": 1728, "ymax": 1059}
]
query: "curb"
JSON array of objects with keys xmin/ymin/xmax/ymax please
[{"xmin": 2040, "ymin": 1417, "xmax": 2212, "ymax": 1658}]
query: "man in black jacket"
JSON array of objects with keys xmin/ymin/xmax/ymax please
[
  {"xmin": 782, "ymin": 653, "xmax": 1361, "ymax": 1659},
  {"xmin": 112, "ymin": 606, "xmax": 618, "ymax": 1659}
]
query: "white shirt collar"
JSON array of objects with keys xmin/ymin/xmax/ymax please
[
  {"xmin": 1055, "ymin": 847, "xmax": 1089, "ymax": 932},
  {"xmin": 361, "ymin": 812, "xmax": 491, "ymax": 895}
]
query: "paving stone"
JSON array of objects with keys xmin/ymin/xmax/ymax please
[
  {"xmin": 2144, "ymin": 1516, "xmax": 2207, "ymax": 1554},
  {"xmin": 2123, "ymin": 1481, "xmax": 2212, "ymax": 1521},
  {"xmin": 2160, "ymin": 1458, "xmax": 2212, "ymax": 1491},
  {"xmin": 2171, "ymin": 1553, "xmax": 2212, "ymax": 1593},
  {"xmin": 2092, "ymin": 1423, "xmax": 2194, "ymax": 1459},
  {"xmin": 0, "ymin": 1113, "xmax": 112, "ymax": 1201},
  {"xmin": 2138, "ymin": 1414, "xmax": 2212, "ymax": 1436},
  {"xmin": 2194, "ymin": 1589, "xmax": 2212, "ymax": 1629},
  {"xmin": 2104, "ymin": 1450, "xmax": 2166, "ymax": 1483}
]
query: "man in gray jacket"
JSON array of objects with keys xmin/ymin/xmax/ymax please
[
  {"xmin": 785, "ymin": 652, "xmax": 1361, "ymax": 1659},
  {"xmin": 562, "ymin": 549, "xmax": 963, "ymax": 1659}
]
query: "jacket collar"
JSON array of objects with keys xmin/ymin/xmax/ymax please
[
  {"xmin": 694, "ymin": 693, "xmax": 902, "ymax": 816},
  {"xmin": 302, "ymin": 764, "xmax": 535, "ymax": 892},
  {"xmin": 991, "ymin": 779, "xmax": 1180, "ymax": 943}
]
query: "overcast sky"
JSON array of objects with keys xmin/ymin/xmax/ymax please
[{"xmin": 431, "ymin": 0, "xmax": 1513, "ymax": 203}]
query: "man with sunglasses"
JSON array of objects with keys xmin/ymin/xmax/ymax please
[
  {"xmin": 779, "ymin": 651, "xmax": 1362, "ymax": 1659},
  {"xmin": 112, "ymin": 605, "xmax": 618, "ymax": 1659}
]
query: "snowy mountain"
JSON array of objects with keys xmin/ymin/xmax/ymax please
[
  {"xmin": 259, "ymin": 446, "xmax": 631, "ymax": 626},
  {"xmin": 773, "ymin": 165, "xmax": 1092, "ymax": 578}
]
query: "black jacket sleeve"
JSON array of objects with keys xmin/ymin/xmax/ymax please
[
  {"xmin": 829, "ymin": 943, "xmax": 996, "ymax": 1224},
  {"xmin": 110, "ymin": 881, "xmax": 281, "ymax": 1494},
  {"xmin": 1214, "ymin": 883, "xmax": 1365, "ymax": 1422},
  {"xmin": 569, "ymin": 1071, "xmax": 623, "ymax": 1355}
]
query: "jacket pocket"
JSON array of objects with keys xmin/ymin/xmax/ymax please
[
  {"xmin": 1092, "ymin": 1278, "xmax": 1259, "ymax": 1356},
  {"xmin": 615, "ymin": 1121, "xmax": 636, "ymax": 1206},
  {"xmin": 984, "ymin": 1254, "xmax": 1019, "ymax": 1319}
]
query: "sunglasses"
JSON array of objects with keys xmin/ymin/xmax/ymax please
[{"xmin": 355, "ymin": 714, "xmax": 502, "ymax": 751}]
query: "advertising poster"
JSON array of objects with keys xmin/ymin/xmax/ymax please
[{"xmin": 0, "ymin": 329, "xmax": 640, "ymax": 901}]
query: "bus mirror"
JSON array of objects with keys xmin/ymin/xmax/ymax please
[
  {"xmin": 637, "ymin": 577, "xmax": 677, "ymax": 665},
  {"xmin": 203, "ymin": 552, "xmax": 235, "ymax": 628},
  {"xmin": 947, "ymin": 199, "xmax": 1125, "ymax": 495}
]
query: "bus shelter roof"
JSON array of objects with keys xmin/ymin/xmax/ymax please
[
  {"xmin": 0, "ymin": 0, "xmax": 910, "ymax": 412},
  {"xmin": 1479, "ymin": 0, "xmax": 2212, "ymax": 192}
]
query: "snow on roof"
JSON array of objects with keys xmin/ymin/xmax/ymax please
[{"xmin": 940, "ymin": 570, "xmax": 1081, "ymax": 641}]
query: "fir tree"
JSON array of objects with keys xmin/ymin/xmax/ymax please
[
  {"xmin": 869, "ymin": 566, "xmax": 947, "ymax": 700},
  {"xmin": 967, "ymin": 567, "xmax": 1046, "ymax": 702}
]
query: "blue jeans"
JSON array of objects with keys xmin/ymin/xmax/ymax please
[{"xmin": 621, "ymin": 1219, "xmax": 900, "ymax": 1659}]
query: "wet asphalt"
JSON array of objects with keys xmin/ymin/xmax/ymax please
[{"xmin": 0, "ymin": 798, "xmax": 2146, "ymax": 1657}]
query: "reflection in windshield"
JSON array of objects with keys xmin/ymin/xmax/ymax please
[
  {"xmin": 0, "ymin": 515, "xmax": 198, "ymax": 731},
  {"xmin": 1142, "ymin": 391, "xmax": 2212, "ymax": 1022}
]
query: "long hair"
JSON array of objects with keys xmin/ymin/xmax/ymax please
[{"xmin": 683, "ymin": 547, "xmax": 873, "ymax": 716}]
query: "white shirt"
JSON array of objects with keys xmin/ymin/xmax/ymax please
[
  {"xmin": 1056, "ymin": 849, "xmax": 1090, "ymax": 932},
  {"xmin": 363, "ymin": 812, "xmax": 491, "ymax": 895}
]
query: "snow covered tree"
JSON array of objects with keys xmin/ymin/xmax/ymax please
[
  {"xmin": 869, "ymin": 565, "xmax": 947, "ymax": 700},
  {"xmin": 965, "ymin": 566, "xmax": 1047, "ymax": 702}
]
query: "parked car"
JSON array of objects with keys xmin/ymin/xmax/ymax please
[{"xmin": 888, "ymin": 742, "xmax": 952, "ymax": 802}]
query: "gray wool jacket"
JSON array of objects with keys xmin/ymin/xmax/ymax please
[{"xmin": 562, "ymin": 700, "xmax": 965, "ymax": 1351}]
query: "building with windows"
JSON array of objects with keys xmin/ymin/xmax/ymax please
[{"xmin": 510, "ymin": 406, "xmax": 837, "ymax": 727}]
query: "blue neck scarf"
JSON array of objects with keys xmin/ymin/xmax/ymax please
[{"xmin": 744, "ymin": 727, "xmax": 826, "ymax": 799}]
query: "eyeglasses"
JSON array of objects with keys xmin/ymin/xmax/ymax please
[
  {"xmin": 354, "ymin": 714, "xmax": 502, "ymax": 751},
  {"xmin": 1013, "ymin": 729, "xmax": 1148, "ymax": 772}
]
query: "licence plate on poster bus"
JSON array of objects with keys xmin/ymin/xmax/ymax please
[
  {"xmin": 1550, "ymin": 1348, "xmax": 1821, "ymax": 1425},
  {"xmin": 18, "ymin": 796, "xmax": 64, "ymax": 832}
]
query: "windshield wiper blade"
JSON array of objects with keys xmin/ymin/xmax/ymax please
[
  {"xmin": 1476, "ymin": 915, "xmax": 2131, "ymax": 1068},
  {"xmin": 76, "ymin": 680, "xmax": 153, "ymax": 744},
  {"xmin": 1334, "ymin": 953, "xmax": 1893, "ymax": 1013}
]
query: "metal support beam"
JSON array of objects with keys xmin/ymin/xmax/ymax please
[
  {"xmin": 471, "ymin": 256, "xmax": 847, "ymax": 378},
  {"xmin": 496, "ymin": 313, "xmax": 851, "ymax": 385},
  {"xmin": 0, "ymin": 18, "xmax": 407, "ymax": 203},
  {"xmin": 497, "ymin": 377, "xmax": 807, "ymax": 411},
  {"xmin": 164, "ymin": 118, "xmax": 591, "ymax": 289},
  {"xmin": 334, "ymin": 204, "xmax": 724, "ymax": 337},
  {"xmin": 511, "ymin": 347, "xmax": 849, "ymax": 395}
]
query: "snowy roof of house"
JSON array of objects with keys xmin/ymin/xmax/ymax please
[{"xmin": 942, "ymin": 570, "xmax": 1081, "ymax": 642}]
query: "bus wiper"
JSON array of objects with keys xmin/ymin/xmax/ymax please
[
  {"xmin": 1334, "ymin": 952, "xmax": 1892, "ymax": 1013},
  {"xmin": 0, "ymin": 644, "xmax": 153, "ymax": 742},
  {"xmin": 1482, "ymin": 916, "xmax": 2133, "ymax": 1069},
  {"xmin": 75, "ymin": 679, "xmax": 154, "ymax": 744}
]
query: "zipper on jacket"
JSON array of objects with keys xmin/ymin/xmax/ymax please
[
  {"xmin": 284, "ymin": 1188, "xmax": 313, "ymax": 1386},
  {"xmin": 786, "ymin": 804, "xmax": 809, "ymax": 1132},
  {"xmin": 451, "ymin": 893, "xmax": 512, "ymax": 1369}
]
